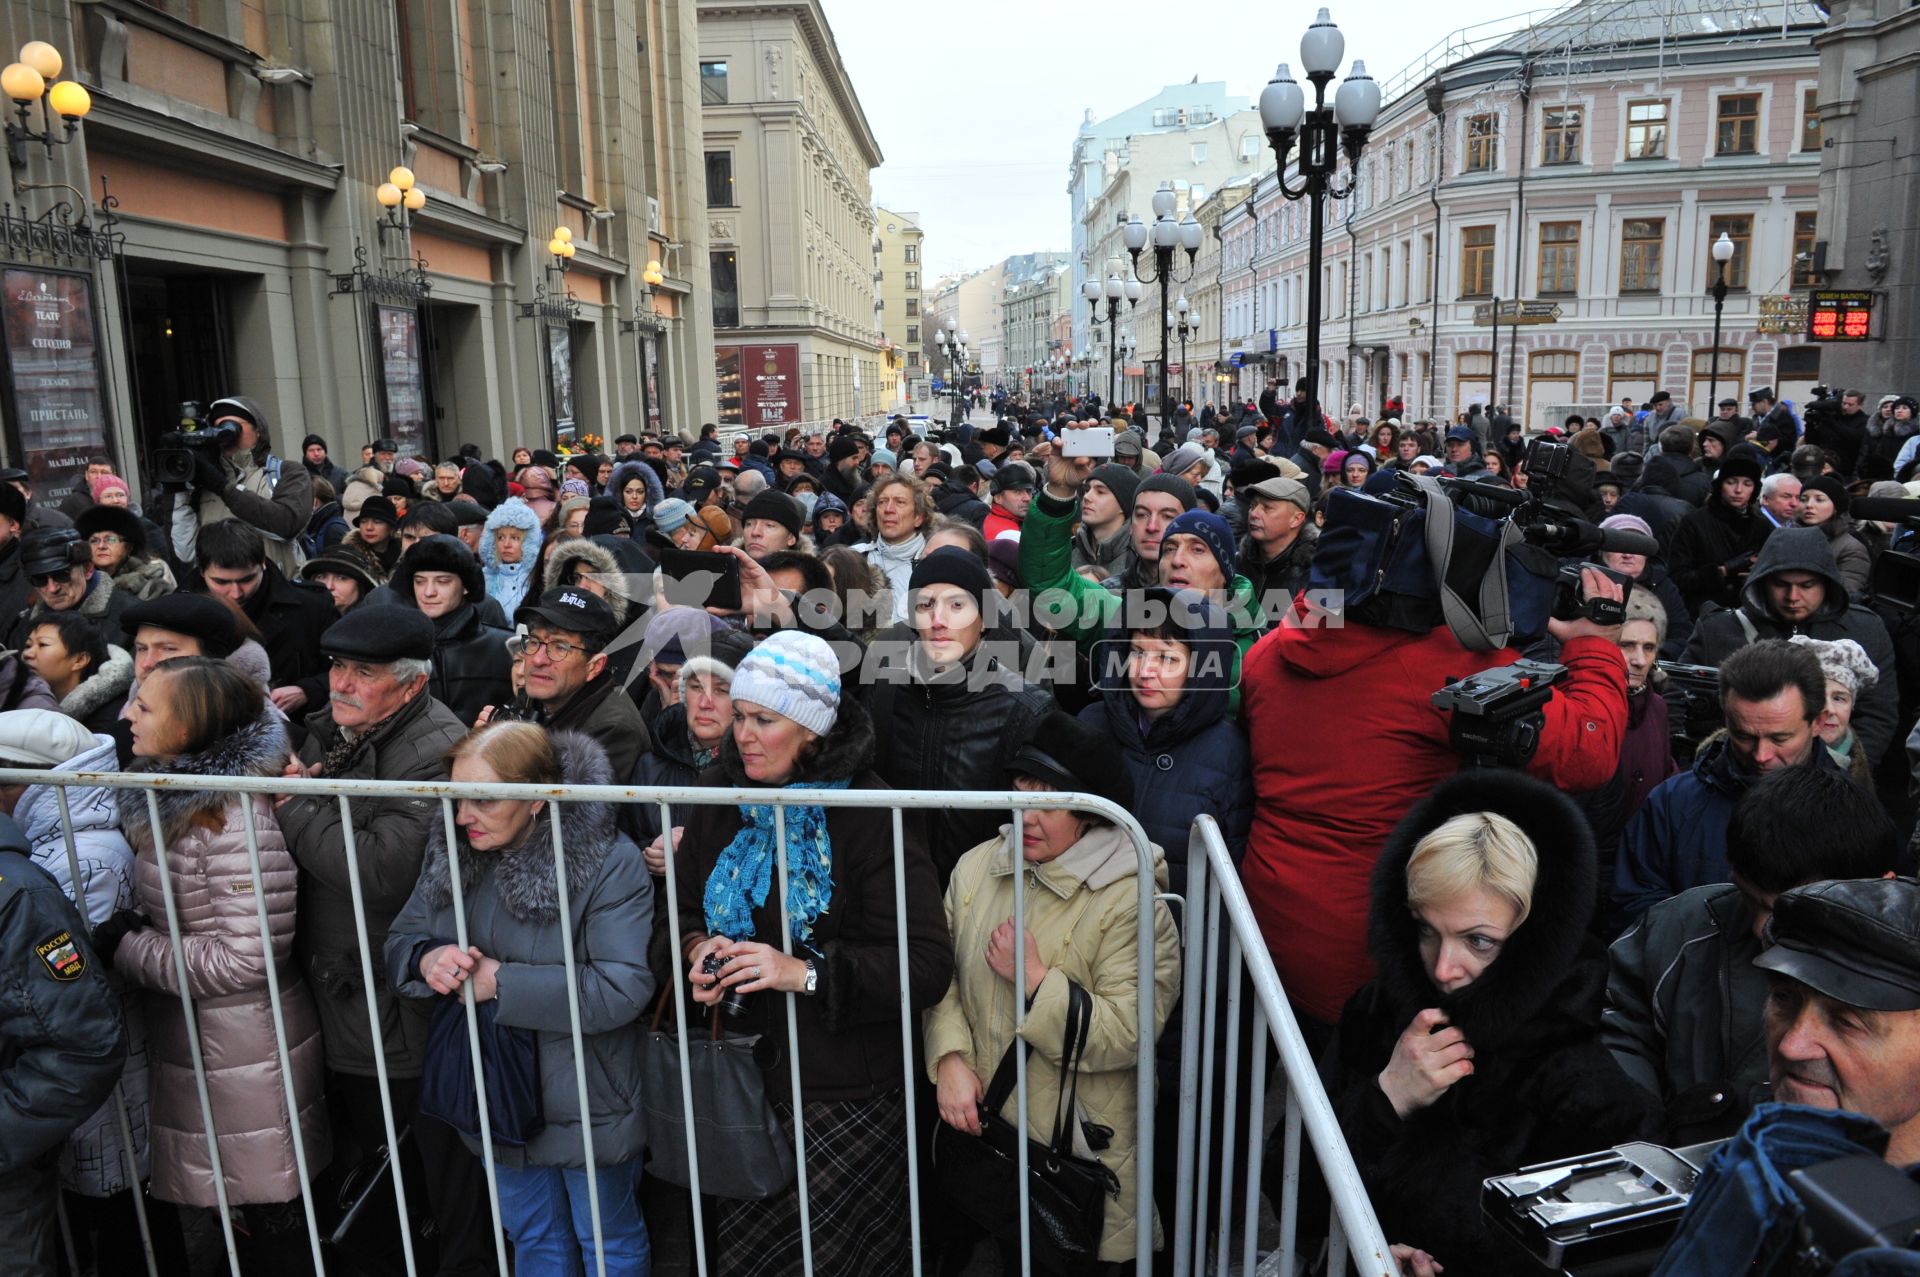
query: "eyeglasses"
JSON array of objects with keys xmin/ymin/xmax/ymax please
[
  {"xmin": 508, "ymin": 634, "xmax": 588, "ymax": 662},
  {"xmin": 27, "ymin": 570, "xmax": 72, "ymax": 586},
  {"xmin": 87, "ymin": 534, "xmax": 124, "ymax": 548}
]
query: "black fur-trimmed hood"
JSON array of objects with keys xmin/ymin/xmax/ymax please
[
  {"xmin": 117, "ymin": 710, "xmax": 289, "ymax": 847},
  {"xmin": 719, "ymin": 691, "xmax": 876, "ymax": 785},
  {"xmin": 1367, "ymin": 769, "xmax": 1600, "ymax": 1053},
  {"xmin": 417, "ymin": 730, "xmax": 617, "ymax": 924}
]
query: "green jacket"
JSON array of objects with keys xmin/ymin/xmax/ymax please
[{"xmin": 1020, "ymin": 488, "xmax": 1266, "ymax": 713}]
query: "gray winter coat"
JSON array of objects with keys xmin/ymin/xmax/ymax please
[
  {"xmin": 386, "ymin": 731, "xmax": 655, "ymax": 1169},
  {"xmin": 17, "ymin": 734, "xmax": 149, "ymax": 1196},
  {"xmin": 279, "ymin": 690, "xmax": 468, "ymax": 1078}
]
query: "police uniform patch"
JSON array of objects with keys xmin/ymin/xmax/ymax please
[{"xmin": 35, "ymin": 930, "xmax": 84, "ymax": 981}]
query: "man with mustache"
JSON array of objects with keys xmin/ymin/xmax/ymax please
[
  {"xmin": 1756, "ymin": 876, "xmax": 1920, "ymax": 1166},
  {"xmin": 274, "ymin": 604, "xmax": 491, "ymax": 1266}
]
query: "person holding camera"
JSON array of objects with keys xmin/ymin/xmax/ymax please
[
  {"xmin": 167, "ymin": 396, "xmax": 312, "ymax": 579},
  {"xmin": 1667, "ymin": 452, "xmax": 1771, "ymax": 618},
  {"xmin": 674, "ymin": 631, "xmax": 952, "ymax": 1276},
  {"xmin": 1319, "ymin": 770, "xmax": 1659, "ymax": 1276}
]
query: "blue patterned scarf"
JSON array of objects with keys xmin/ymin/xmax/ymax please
[{"xmin": 703, "ymin": 779, "xmax": 851, "ymax": 949}]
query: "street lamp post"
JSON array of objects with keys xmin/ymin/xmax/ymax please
[
  {"xmin": 1174, "ymin": 295, "xmax": 1199, "ymax": 409},
  {"xmin": 1707, "ymin": 230, "xmax": 1735, "ymax": 417},
  {"xmin": 1124, "ymin": 183, "xmax": 1203, "ymax": 429},
  {"xmin": 1259, "ymin": 8, "xmax": 1381, "ymax": 449}
]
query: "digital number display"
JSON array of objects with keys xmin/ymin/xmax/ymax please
[{"xmin": 1806, "ymin": 291, "xmax": 1875, "ymax": 342}]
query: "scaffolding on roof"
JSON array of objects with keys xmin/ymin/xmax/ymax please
[{"xmin": 1378, "ymin": 0, "xmax": 1828, "ymax": 106}]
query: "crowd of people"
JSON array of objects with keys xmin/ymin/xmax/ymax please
[{"xmin": 5, "ymin": 378, "xmax": 1920, "ymax": 1276}]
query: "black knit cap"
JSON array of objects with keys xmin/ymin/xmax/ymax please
[
  {"xmin": 321, "ymin": 603, "xmax": 434, "ymax": 663},
  {"xmin": 357, "ymin": 496, "xmax": 399, "ymax": 527},
  {"xmin": 1006, "ymin": 709, "xmax": 1134, "ymax": 812},
  {"xmin": 392, "ymin": 534, "xmax": 484, "ymax": 603},
  {"xmin": 1132, "ymin": 472, "xmax": 1197, "ymax": 515},
  {"xmin": 742, "ymin": 489, "xmax": 803, "ymax": 536},
  {"xmin": 828, "ymin": 435, "xmax": 861, "ymax": 463},
  {"xmin": 907, "ymin": 546, "xmax": 993, "ymax": 612},
  {"xmin": 121, "ymin": 593, "xmax": 241, "ymax": 658},
  {"xmin": 581, "ymin": 496, "xmax": 627, "ymax": 537},
  {"xmin": 1804, "ymin": 474, "xmax": 1851, "ymax": 516}
]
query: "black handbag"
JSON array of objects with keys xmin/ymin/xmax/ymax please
[
  {"xmin": 418, "ymin": 994, "xmax": 545, "ymax": 1147},
  {"xmin": 640, "ymin": 988, "xmax": 798, "ymax": 1200},
  {"xmin": 930, "ymin": 981, "xmax": 1121, "ymax": 1275},
  {"xmin": 324, "ymin": 1126, "xmax": 435, "ymax": 1277}
]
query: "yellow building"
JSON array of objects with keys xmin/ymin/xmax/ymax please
[{"xmin": 873, "ymin": 206, "xmax": 924, "ymax": 407}]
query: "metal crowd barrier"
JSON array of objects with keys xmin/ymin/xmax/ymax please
[
  {"xmin": 13, "ymin": 769, "xmax": 1201, "ymax": 1277},
  {"xmin": 1172, "ymin": 816, "xmax": 1395, "ymax": 1277}
]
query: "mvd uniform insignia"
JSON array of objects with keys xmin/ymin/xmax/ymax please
[{"xmin": 35, "ymin": 930, "xmax": 85, "ymax": 981}]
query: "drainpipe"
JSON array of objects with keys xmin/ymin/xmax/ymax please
[
  {"xmin": 1346, "ymin": 200, "xmax": 1359, "ymax": 419},
  {"xmin": 1507, "ymin": 61, "xmax": 1534, "ymax": 417},
  {"xmin": 1426, "ymin": 75, "xmax": 1445, "ymax": 420}
]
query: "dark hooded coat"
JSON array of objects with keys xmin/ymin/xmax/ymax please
[
  {"xmin": 1667, "ymin": 479, "xmax": 1772, "ymax": 616},
  {"xmin": 1075, "ymin": 589, "xmax": 1251, "ymax": 903},
  {"xmin": 1681, "ymin": 527, "xmax": 1899, "ymax": 762},
  {"xmin": 1319, "ymin": 771, "xmax": 1660, "ymax": 1272}
]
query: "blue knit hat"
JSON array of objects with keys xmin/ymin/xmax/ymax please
[
  {"xmin": 728, "ymin": 630, "xmax": 842, "ymax": 737},
  {"xmin": 1162, "ymin": 510, "xmax": 1237, "ymax": 585}
]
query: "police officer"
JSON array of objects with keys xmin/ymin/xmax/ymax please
[{"xmin": 0, "ymin": 810, "xmax": 128, "ymax": 1276}]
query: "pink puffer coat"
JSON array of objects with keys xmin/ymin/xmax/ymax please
[{"xmin": 113, "ymin": 712, "xmax": 331, "ymax": 1207}]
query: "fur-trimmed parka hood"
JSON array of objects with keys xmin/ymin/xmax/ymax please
[
  {"xmin": 117, "ymin": 710, "xmax": 289, "ymax": 848},
  {"xmin": 61, "ymin": 643, "xmax": 133, "ymax": 722},
  {"xmin": 719, "ymin": 691, "xmax": 876, "ymax": 786},
  {"xmin": 416, "ymin": 730, "xmax": 616, "ymax": 924},
  {"xmin": 1366, "ymin": 769, "xmax": 1601, "ymax": 1054},
  {"xmin": 545, "ymin": 537, "xmax": 631, "ymax": 627}
]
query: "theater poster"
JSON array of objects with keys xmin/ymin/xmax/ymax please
[{"xmin": 0, "ymin": 267, "xmax": 113, "ymax": 505}]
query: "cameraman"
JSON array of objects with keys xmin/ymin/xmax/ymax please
[
  {"xmin": 168, "ymin": 396, "xmax": 312, "ymax": 579},
  {"xmin": 1239, "ymin": 553, "xmax": 1629, "ymax": 1034},
  {"xmin": 1802, "ymin": 386, "xmax": 1865, "ymax": 477}
]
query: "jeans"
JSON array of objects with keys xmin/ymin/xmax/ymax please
[{"xmin": 494, "ymin": 1158, "xmax": 650, "ymax": 1277}]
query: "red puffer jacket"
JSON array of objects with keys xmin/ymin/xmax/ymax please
[{"xmin": 1239, "ymin": 601, "xmax": 1626, "ymax": 1025}]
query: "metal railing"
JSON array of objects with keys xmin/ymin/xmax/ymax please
[
  {"xmin": 20, "ymin": 769, "xmax": 1197, "ymax": 1277},
  {"xmin": 1172, "ymin": 816, "xmax": 1396, "ymax": 1277}
]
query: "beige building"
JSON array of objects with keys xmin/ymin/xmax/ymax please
[
  {"xmin": 873, "ymin": 205, "xmax": 924, "ymax": 407},
  {"xmin": 1003, "ymin": 260, "xmax": 1073, "ymax": 396},
  {"xmin": 700, "ymin": 0, "xmax": 883, "ymax": 429},
  {"xmin": 0, "ymin": 0, "xmax": 715, "ymax": 501}
]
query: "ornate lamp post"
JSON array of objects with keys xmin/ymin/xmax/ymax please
[
  {"xmin": 1123, "ymin": 183, "xmax": 1203, "ymax": 428},
  {"xmin": 1707, "ymin": 230, "xmax": 1736, "ymax": 416},
  {"xmin": 1, "ymin": 41, "xmax": 90, "ymax": 188},
  {"xmin": 1259, "ymin": 7, "xmax": 1381, "ymax": 447},
  {"xmin": 1175, "ymin": 295, "xmax": 1200, "ymax": 408}
]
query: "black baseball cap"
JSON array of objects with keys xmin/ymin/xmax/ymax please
[{"xmin": 515, "ymin": 586, "xmax": 616, "ymax": 639}]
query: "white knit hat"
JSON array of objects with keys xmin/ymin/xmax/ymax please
[
  {"xmin": 0, "ymin": 709, "xmax": 100, "ymax": 767},
  {"xmin": 727, "ymin": 631, "xmax": 841, "ymax": 737},
  {"xmin": 1789, "ymin": 635, "xmax": 1880, "ymax": 695}
]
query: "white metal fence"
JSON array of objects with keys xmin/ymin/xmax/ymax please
[{"xmin": 16, "ymin": 768, "xmax": 1390, "ymax": 1277}]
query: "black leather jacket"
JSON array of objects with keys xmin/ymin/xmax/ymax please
[{"xmin": 426, "ymin": 603, "xmax": 511, "ymax": 727}]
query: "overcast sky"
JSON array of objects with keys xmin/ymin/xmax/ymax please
[{"xmin": 825, "ymin": 1, "xmax": 1538, "ymax": 278}]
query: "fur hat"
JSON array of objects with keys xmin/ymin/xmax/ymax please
[{"xmin": 392, "ymin": 534, "xmax": 483, "ymax": 604}]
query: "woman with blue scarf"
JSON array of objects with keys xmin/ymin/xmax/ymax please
[
  {"xmin": 675, "ymin": 630, "xmax": 953, "ymax": 1276},
  {"xmin": 481, "ymin": 497, "xmax": 544, "ymax": 616}
]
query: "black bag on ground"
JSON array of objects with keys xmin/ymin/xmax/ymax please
[
  {"xmin": 639, "ymin": 988, "xmax": 797, "ymax": 1200},
  {"xmin": 930, "ymin": 981, "xmax": 1121, "ymax": 1275}
]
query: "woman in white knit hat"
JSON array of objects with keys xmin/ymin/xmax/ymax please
[
  {"xmin": 672, "ymin": 629, "xmax": 954, "ymax": 1275},
  {"xmin": 1789, "ymin": 634, "xmax": 1881, "ymax": 785}
]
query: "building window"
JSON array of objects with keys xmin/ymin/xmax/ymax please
[
  {"xmin": 1690, "ymin": 348, "xmax": 1745, "ymax": 413},
  {"xmin": 1609, "ymin": 350, "xmax": 1660, "ymax": 405},
  {"xmin": 1716, "ymin": 93, "xmax": 1759, "ymax": 155},
  {"xmin": 1620, "ymin": 217, "xmax": 1664, "ymax": 293},
  {"xmin": 711, "ymin": 251, "xmax": 739, "ymax": 327},
  {"xmin": 1626, "ymin": 100, "xmax": 1668, "ymax": 160},
  {"xmin": 1465, "ymin": 115, "xmax": 1498, "ymax": 172},
  {"xmin": 905, "ymin": 298, "xmax": 919, "ymax": 317},
  {"xmin": 1460, "ymin": 225, "xmax": 1496, "ymax": 298},
  {"xmin": 904, "ymin": 270, "xmax": 917, "ymax": 290},
  {"xmin": 700, "ymin": 60, "xmax": 728, "ymax": 105},
  {"xmin": 1708, "ymin": 214, "xmax": 1753, "ymax": 289},
  {"xmin": 1542, "ymin": 107, "xmax": 1582, "ymax": 165},
  {"xmin": 704, "ymin": 151, "xmax": 734, "ymax": 208},
  {"xmin": 1801, "ymin": 88, "xmax": 1820, "ymax": 152},
  {"xmin": 1538, "ymin": 221, "xmax": 1580, "ymax": 295},
  {"xmin": 904, "ymin": 244, "xmax": 918, "ymax": 263},
  {"xmin": 906, "ymin": 325, "xmax": 918, "ymax": 343},
  {"xmin": 1793, "ymin": 210, "xmax": 1819, "ymax": 287}
]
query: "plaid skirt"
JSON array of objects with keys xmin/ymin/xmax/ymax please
[{"xmin": 716, "ymin": 1089, "xmax": 910, "ymax": 1276}]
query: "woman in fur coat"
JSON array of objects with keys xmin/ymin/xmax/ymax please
[
  {"xmin": 1318, "ymin": 770, "xmax": 1659, "ymax": 1274},
  {"xmin": 101, "ymin": 656, "xmax": 330, "ymax": 1263}
]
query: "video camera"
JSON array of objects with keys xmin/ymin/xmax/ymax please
[
  {"xmin": 153, "ymin": 405, "xmax": 240, "ymax": 493},
  {"xmin": 1656, "ymin": 660, "xmax": 1724, "ymax": 763},
  {"xmin": 1853, "ymin": 494, "xmax": 1920, "ymax": 614},
  {"xmin": 1432, "ymin": 658, "xmax": 1568, "ymax": 770},
  {"xmin": 1485, "ymin": 1139, "xmax": 1920, "ymax": 1275}
]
